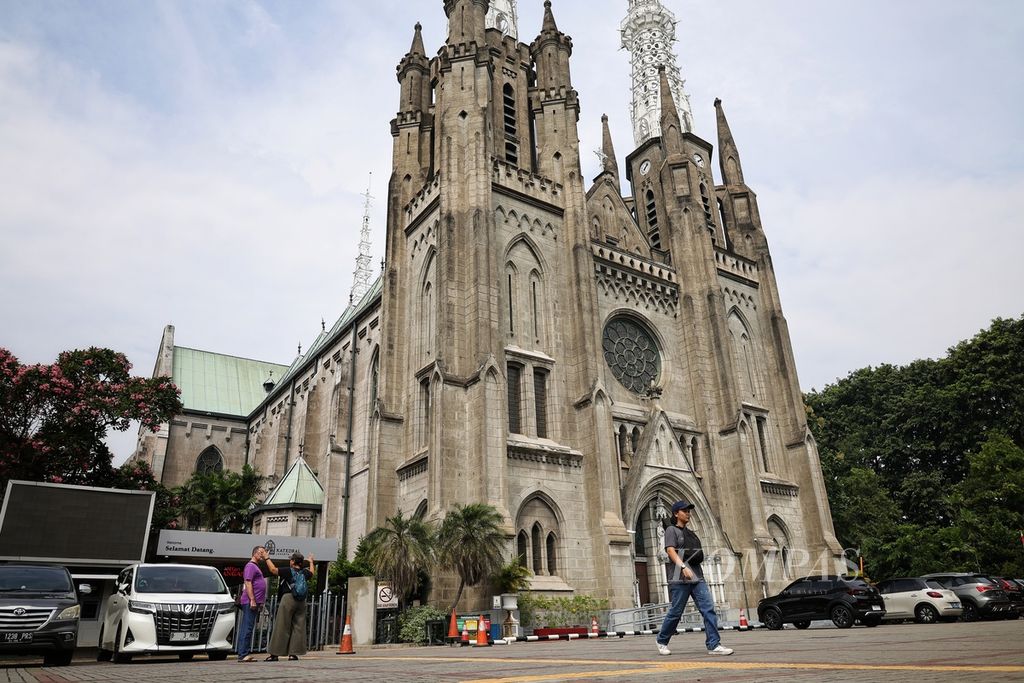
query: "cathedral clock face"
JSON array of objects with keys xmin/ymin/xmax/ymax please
[
  {"xmin": 692, "ymin": 153, "xmax": 705, "ymax": 168},
  {"xmin": 639, "ymin": 160, "xmax": 651, "ymax": 175},
  {"xmin": 603, "ymin": 317, "xmax": 661, "ymax": 394}
]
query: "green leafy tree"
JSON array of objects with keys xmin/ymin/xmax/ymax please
[
  {"xmin": 437, "ymin": 503, "xmax": 506, "ymax": 612},
  {"xmin": 362, "ymin": 511, "xmax": 435, "ymax": 607},
  {"xmin": 807, "ymin": 315, "xmax": 1024, "ymax": 578},
  {"xmin": 328, "ymin": 537, "xmax": 375, "ymax": 593},
  {"xmin": 174, "ymin": 465, "xmax": 266, "ymax": 532},
  {"xmin": 0, "ymin": 347, "xmax": 182, "ymax": 497}
]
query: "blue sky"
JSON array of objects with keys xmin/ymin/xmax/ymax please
[{"xmin": 1, "ymin": 0, "xmax": 1022, "ymax": 461}]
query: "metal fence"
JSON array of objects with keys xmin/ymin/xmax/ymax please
[{"xmin": 235, "ymin": 592, "xmax": 345, "ymax": 654}]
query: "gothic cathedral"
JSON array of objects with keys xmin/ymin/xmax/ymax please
[{"xmin": 137, "ymin": 0, "xmax": 843, "ymax": 611}]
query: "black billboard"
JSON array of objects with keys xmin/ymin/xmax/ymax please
[{"xmin": 0, "ymin": 481, "xmax": 154, "ymax": 565}]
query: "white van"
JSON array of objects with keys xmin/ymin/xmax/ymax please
[{"xmin": 98, "ymin": 564, "xmax": 235, "ymax": 663}]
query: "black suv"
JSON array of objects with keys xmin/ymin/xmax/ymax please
[
  {"xmin": 758, "ymin": 575, "xmax": 886, "ymax": 629},
  {"xmin": 0, "ymin": 564, "xmax": 81, "ymax": 666}
]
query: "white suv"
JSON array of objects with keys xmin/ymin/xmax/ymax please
[
  {"xmin": 877, "ymin": 577, "xmax": 963, "ymax": 623},
  {"xmin": 98, "ymin": 564, "xmax": 235, "ymax": 663}
]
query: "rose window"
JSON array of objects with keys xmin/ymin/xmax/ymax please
[{"xmin": 602, "ymin": 318, "xmax": 661, "ymax": 394}]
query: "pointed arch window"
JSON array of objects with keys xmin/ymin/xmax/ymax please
[
  {"xmin": 195, "ymin": 447, "xmax": 224, "ymax": 476},
  {"xmin": 645, "ymin": 190, "xmax": 661, "ymax": 249},
  {"xmin": 700, "ymin": 183, "xmax": 715, "ymax": 235},
  {"xmin": 517, "ymin": 531, "xmax": 529, "ymax": 567},
  {"xmin": 503, "ymin": 83, "xmax": 518, "ymax": 166},
  {"xmin": 533, "ymin": 368, "xmax": 548, "ymax": 439},
  {"xmin": 507, "ymin": 363, "xmax": 523, "ymax": 434},
  {"xmin": 369, "ymin": 349, "xmax": 380, "ymax": 406},
  {"xmin": 546, "ymin": 532, "xmax": 557, "ymax": 575},
  {"xmin": 531, "ymin": 522, "xmax": 543, "ymax": 575}
]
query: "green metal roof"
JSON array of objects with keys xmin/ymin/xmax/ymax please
[
  {"xmin": 262, "ymin": 457, "xmax": 324, "ymax": 508},
  {"xmin": 172, "ymin": 347, "xmax": 290, "ymax": 417}
]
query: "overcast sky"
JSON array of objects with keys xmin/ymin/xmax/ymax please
[{"xmin": 2, "ymin": 0, "xmax": 1022, "ymax": 463}]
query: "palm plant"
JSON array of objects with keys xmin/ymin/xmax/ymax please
[
  {"xmin": 174, "ymin": 465, "xmax": 266, "ymax": 532},
  {"xmin": 437, "ymin": 503, "xmax": 505, "ymax": 613},
  {"xmin": 362, "ymin": 511, "xmax": 436, "ymax": 606}
]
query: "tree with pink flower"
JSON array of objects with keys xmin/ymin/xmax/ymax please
[{"xmin": 0, "ymin": 346, "xmax": 182, "ymax": 499}]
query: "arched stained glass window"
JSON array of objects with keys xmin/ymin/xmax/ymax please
[{"xmin": 195, "ymin": 447, "xmax": 224, "ymax": 475}]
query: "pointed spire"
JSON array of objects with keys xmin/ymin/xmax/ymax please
[
  {"xmin": 410, "ymin": 22, "xmax": 425, "ymax": 56},
  {"xmin": 715, "ymin": 98, "xmax": 745, "ymax": 186},
  {"xmin": 600, "ymin": 114, "xmax": 619, "ymax": 186},
  {"xmin": 621, "ymin": 0, "xmax": 695, "ymax": 145},
  {"xmin": 351, "ymin": 173, "xmax": 375, "ymax": 303},
  {"xmin": 541, "ymin": 0, "xmax": 558, "ymax": 33},
  {"xmin": 658, "ymin": 66, "xmax": 684, "ymax": 153}
]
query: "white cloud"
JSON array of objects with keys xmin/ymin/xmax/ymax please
[{"xmin": 0, "ymin": 0, "xmax": 1021, "ymax": 463}]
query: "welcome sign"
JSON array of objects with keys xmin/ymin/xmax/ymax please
[{"xmin": 156, "ymin": 529, "xmax": 338, "ymax": 561}]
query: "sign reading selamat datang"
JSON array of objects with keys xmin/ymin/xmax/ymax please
[{"xmin": 156, "ymin": 530, "xmax": 338, "ymax": 562}]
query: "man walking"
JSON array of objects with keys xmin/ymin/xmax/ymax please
[{"xmin": 656, "ymin": 500, "xmax": 733, "ymax": 656}]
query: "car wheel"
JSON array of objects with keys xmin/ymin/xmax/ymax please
[
  {"xmin": 97, "ymin": 625, "xmax": 113, "ymax": 662},
  {"xmin": 961, "ymin": 602, "xmax": 979, "ymax": 622},
  {"xmin": 43, "ymin": 651, "xmax": 74, "ymax": 667},
  {"xmin": 915, "ymin": 604, "xmax": 939, "ymax": 624},
  {"xmin": 208, "ymin": 651, "xmax": 229, "ymax": 661},
  {"xmin": 794, "ymin": 620, "xmax": 811, "ymax": 630},
  {"xmin": 112, "ymin": 624, "xmax": 132, "ymax": 664},
  {"xmin": 762, "ymin": 607, "xmax": 783, "ymax": 630},
  {"xmin": 178, "ymin": 653, "xmax": 195, "ymax": 662},
  {"xmin": 830, "ymin": 605, "xmax": 854, "ymax": 629}
]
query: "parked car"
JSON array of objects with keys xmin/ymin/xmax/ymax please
[
  {"xmin": 987, "ymin": 577, "xmax": 1024, "ymax": 618},
  {"xmin": 757, "ymin": 575, "xmax": 885, "ymax": 630},
  {"xmin": 0, "ymin": 564, "xmax": 82, "ymax": 666},
  {"xmin": 875, "ymin": 577, "xmax": 962, "ymax": 623},
  {"xmin": 97, "ymin": 564, "xmax": 235, "ymax": 663},
  {"xmin": 920, "ymin": 573, "xmax": 1014, "ymax": 622}
]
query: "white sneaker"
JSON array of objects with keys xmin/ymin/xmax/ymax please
[
  {"xmin": 656, "ymin": 643, "xmax": 671, "ymax": 656},
  {"xmin": 707, "ymin": 645, "xmax": 734, "ymax": 656}
]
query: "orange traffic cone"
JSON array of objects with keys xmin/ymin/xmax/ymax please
[
  {"xmin": 447, "ymin": 609, "xmax": 459, "ymax": 643},
  {"xmin": 460, "ymin": 623, "xmax": 470, "ymax": 646},
  {"xmin": 590, "ymin": 615, "xmax": 599, "ymax": 634},
  {"xmin": 739, "ymin": 609, "xmax": 749, "ymax": 631},
  {"xmin": 336, "ymin": 614, "xmax": 355, "ymax": 654},
  {"xmin": 473, "ymin": 615, "xmax": 491, "ymax": 647}
]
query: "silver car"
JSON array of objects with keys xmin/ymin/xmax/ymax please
[
  {"xmin": 921, "ymin": 573, "xmax": 1013, "ymax": 622},
  {"xmin": 876, "ymin": 577, "xmax": 962, "ymax": 623}
]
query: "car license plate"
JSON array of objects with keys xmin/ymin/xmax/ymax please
[
  {"xmin": 1, "ymin": 632, "xmax": 33, "ymax": 643},
  {"xmin": 871, "ymin": 605, "xmax": 882, "ymax": 610},
  {"xmin": 170, "ymin": 631, "xmax": 200, "ymax": 642},
  {"xmin": 951, "ymin": 602, "xmax": 961, "ymax": 609}
]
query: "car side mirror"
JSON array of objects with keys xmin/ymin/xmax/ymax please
[{"xmin": 78, "ymin": 584, "xmax": 92, "ymax": 595}]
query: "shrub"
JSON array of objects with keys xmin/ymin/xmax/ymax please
[
  {"xmin": 516, "ymin": 593, "xmax": 608, "ymax": 629},
  {"xmin": 398, "ymin": 605, "xmax": 448, "ymax": 644}
]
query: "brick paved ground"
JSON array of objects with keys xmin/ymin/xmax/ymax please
[{"xmin": 2, "ymin": 619, "xmax": 1022, "ymax": 682}]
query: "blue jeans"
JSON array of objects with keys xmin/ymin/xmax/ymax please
[
  {"xmin": 236, "ymin": 604, "xmax": 260, "ymax": 659},
  {"xmin": 656, "ymin": 579, "xmax": 720, "ymax": 650}
]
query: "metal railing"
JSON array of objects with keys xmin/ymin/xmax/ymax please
[
  {"xmin": 607, "ymin": 602, "xmax": 701, "ymax": 632},
  {"xmin": 235, "ymin": 592, "xmax": 345, "ymax": 654}
]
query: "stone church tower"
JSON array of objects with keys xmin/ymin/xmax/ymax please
[{"xmin": 138, "ymin": 0, "xmax": 843, "ymax": 612}]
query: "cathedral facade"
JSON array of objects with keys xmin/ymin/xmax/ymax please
[{"xmin": 137, "ymin": 0, "xmax": 843, "ymax": 611}]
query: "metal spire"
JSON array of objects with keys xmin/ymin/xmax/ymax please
[
  {"xmin": 621, "ymin": 0, "xmax": 695, "ymax": 146},
  {"xmin": 350, "ymin": 173, "xmax": 375, "ymax": 303},
  {"xmin": 486, "ymin": 0, "xmax": 519, "ymax": 40}
]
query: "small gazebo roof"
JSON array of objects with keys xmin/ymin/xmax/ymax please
[{"xmin": 258, "ymin": 457, "xmax": 323, "ymax": 511}]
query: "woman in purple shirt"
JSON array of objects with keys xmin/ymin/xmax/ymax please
[{"xmin": 237, "ymin": 546, "xmax": 267, "ymax": 662}]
